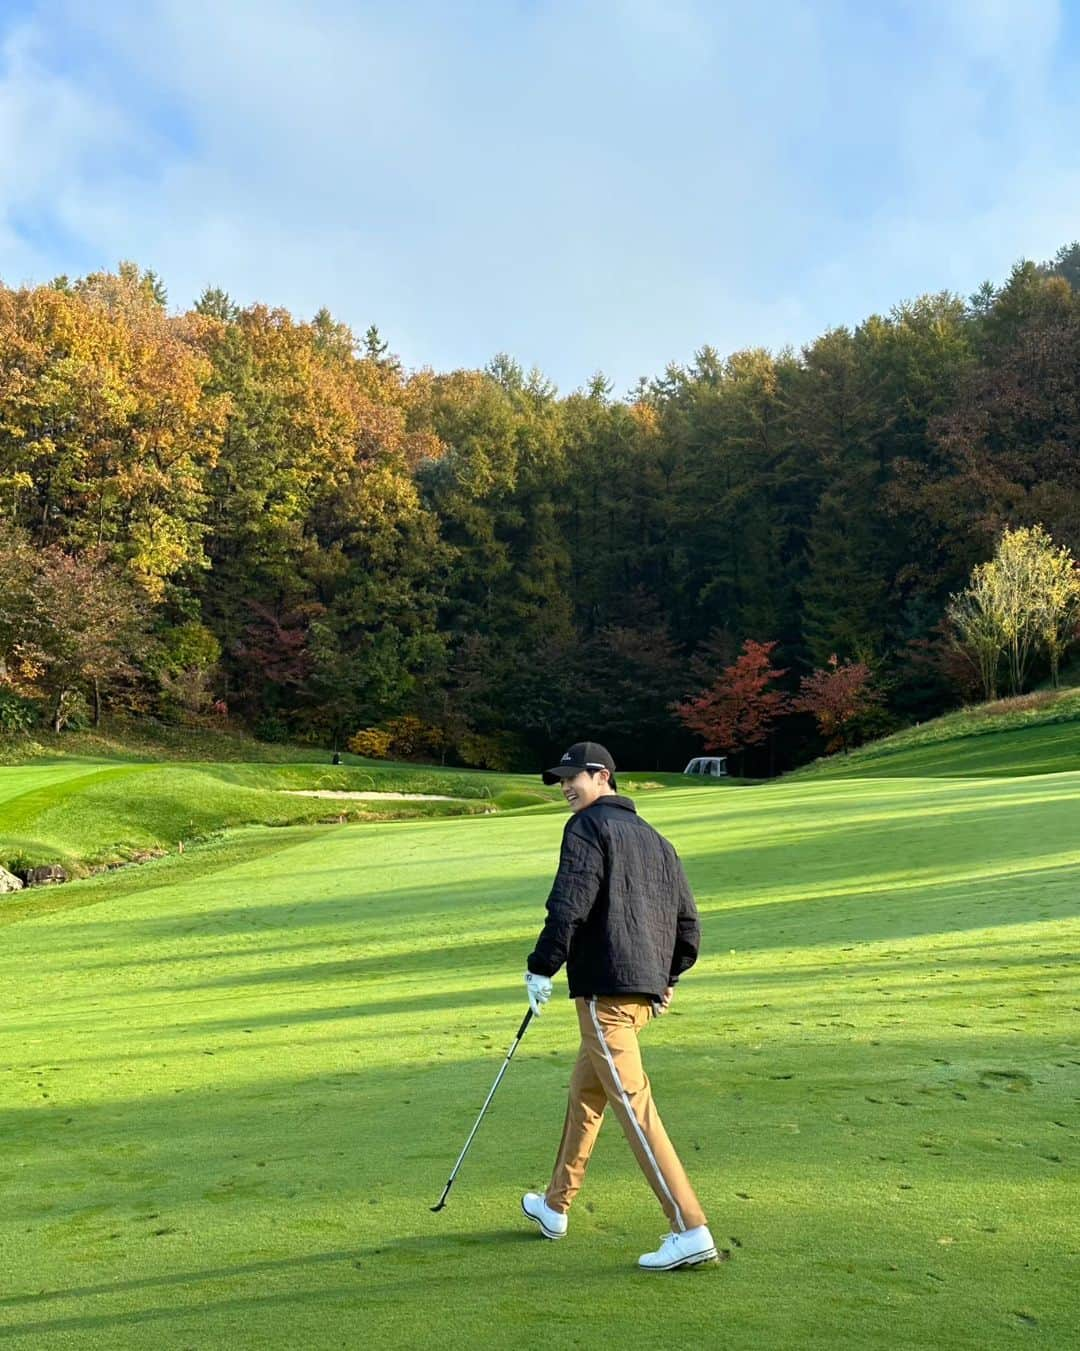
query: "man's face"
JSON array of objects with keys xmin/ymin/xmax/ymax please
[{"xmin": 560, "ymin": 768, "xmax": 610, "ymax": 813}]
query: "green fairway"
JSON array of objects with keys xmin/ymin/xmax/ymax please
[{"xmin": 1, "ymin": 770, "xmax": 1078, "ymax": 1348}]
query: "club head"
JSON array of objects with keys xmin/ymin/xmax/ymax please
[{"xmin": 429, "ymin": 1201, "xmax": 446, "ymax": 1213}]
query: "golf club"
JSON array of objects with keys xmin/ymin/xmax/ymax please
[{"xmin": 430, "ymin": 1007, "xmax": 534, "ymax": 1212}]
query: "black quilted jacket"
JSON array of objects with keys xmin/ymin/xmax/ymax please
[{"xmin": 526, "ymin": 795, "xmax": 700, "ymax": 1000}]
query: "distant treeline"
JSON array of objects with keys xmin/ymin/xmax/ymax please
[{"xmin": 1, "ymin": 245, "xmax": 1079, "ymax": 771}]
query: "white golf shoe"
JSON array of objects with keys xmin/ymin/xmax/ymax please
[
  {"xmin": 637, "ymin": 1225, "xmax": 719, "ymax": 1271},
  {"xmin": 521, "ymin": 1192, "xmax": 568, "ymax": 1240}
]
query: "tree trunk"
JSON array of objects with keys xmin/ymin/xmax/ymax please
[
  {"xmin": 93, "ymin": 677, "xmax": 101, "ymax": 727},
  {"xmin": 980, "ymin": 648, "xmax": 997, "ymax": 701}
]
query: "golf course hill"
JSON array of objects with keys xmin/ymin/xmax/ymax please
[{"xmin": 791, "ymin": 687, "xmax": 1080, "ymax": 780}]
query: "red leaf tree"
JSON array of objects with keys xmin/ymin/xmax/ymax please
[
  {"xmin": 795, "ymin": 655, "xmax": 882, "ymax": 754},
  {"xmin": 673, "ymin": 639, "xmax": 790, "ymax": 773}
]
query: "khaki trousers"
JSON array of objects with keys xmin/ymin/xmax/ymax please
[{"xmin": 545, "ymin": 995, "xmax": 707, "ymax": 1232}]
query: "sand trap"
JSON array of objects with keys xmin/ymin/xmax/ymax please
[{"xmin": 280, "ymin": 789, "xmax": 463, "ymax": 801}]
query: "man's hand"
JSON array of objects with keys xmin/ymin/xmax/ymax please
[
  {"xmin": 652, "ymin": 985, "xmax": 675, "ymax": 1016},
  {"xmin": 525, "ymin": 971, "xmax": 553, "ymax": 1015}
]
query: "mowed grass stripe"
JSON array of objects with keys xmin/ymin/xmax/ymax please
[
  {"xmin": 0, "ymin": 761, "xmax": 147, "ymax": 814},
  {"xmin": 0, "ymin": 773, "xmax": 1078, "ymax": 1349}
]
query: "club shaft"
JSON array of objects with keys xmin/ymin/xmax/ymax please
[{"xmin": 439, "ymin": 1009, "xmax": 533, "ymax": 1195}]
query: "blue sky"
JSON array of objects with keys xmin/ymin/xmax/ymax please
[{"xmin": 1, "ymin": 0, "xmax": 1079, "ymax": 393}]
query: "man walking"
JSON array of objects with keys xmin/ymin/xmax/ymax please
[{"xmin": 521, "ymin": 741, "xmax": 717, "ymax": 1271}]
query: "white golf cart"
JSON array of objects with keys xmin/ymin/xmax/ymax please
[{"xmin": 683, "ymin": 755, "xmax": 727, "ymax": 777}]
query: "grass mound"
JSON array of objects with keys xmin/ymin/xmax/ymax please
[
  {"xmin": 794, "ymin": 688, "xmax": 1080, "ymax": 780},
  {"xmin": 0, "ymin": 758, "xmax": 561, "ymax": 877},
  {"xmin": 490, "ymin": 788, "xmax": 562, "ymax": 810}
]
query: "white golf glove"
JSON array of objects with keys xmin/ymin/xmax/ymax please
[{"xmin": 525, "ymin": 971, "xmax": 553, "ymax": 1015}]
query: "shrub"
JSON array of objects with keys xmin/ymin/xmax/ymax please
[
  {"xmin": 347, "ymin": 727, "xmax": 393, "ymax": 759},
  {"xmin": 382, "ymin": 716, "xmax": 444, "ymax": 760},
  {"xmin": 458, "ymin": 730, "xmax": 524, "ymax": 771},
  {"xmin": 347, "ymin": 717, "xmax": 444, "ymax": 761},
  {"xmin": 254, "ymin": 715, "xmax": 291, "ymax": 743},
  {"xmin": 0, "ymin": 688, "xmax": 39, "ymax": 734}
]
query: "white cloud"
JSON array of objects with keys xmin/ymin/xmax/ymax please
[
  {"xmin": 0, "ymin": 0, "xmax": 1078, "ymax": 389},
  {"xmin": 0, "ymin": 18, "xmax": 146, "ymax": 282}
]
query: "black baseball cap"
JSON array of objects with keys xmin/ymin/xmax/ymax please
[{"xmin": 542, "ymin": 741, "xmax": 617, "ymax": 786}]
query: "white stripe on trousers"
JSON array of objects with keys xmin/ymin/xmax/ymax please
[{"xmin": 587, "ymin": 997, "xmax": 686, "ymax": 1232}]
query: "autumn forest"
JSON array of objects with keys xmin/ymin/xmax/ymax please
[{"xmin": 2, "ymin": 243, "xmax": 1079, "ymax": 773}]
